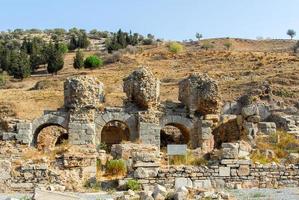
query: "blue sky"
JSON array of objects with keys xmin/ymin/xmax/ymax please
[{"xmin": 0, "ymin": 0, "xmax": 298, "ymax": 40}]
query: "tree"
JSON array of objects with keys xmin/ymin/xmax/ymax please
[
  {"xmin": 73, "ymin": 50, "xmax": 84, "ymax": 69},
  {"xmin": 46, "ymin": 43, "xmax": 64, "ymax": 74},
  {"xmin": 287, "ymin": 29, "xmax": 296, "ymax": 39},
  {"xmin": 9, "ymin": 51, "xmax": 31, "ymax": 79},
  {"xmin": 224, "ymin": 42, "xmax": 232, "ymax": 50},
  {"xmin": 84, "ymin": 55, "xmax": 103, "ymax": 69},
  {"xmin": 195, "ymin": 33, "xmax": 203, "ymax": 41},
  {"xmin": 68, "ymin": 35, "xmax": 77, "ymax": 50}
]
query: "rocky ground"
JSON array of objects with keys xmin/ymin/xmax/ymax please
[{"xmin": 1, "ymin": 188, "xmax": 299, "ymax": 200}]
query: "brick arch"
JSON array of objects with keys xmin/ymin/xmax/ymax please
[
  {"xmin": 159, "ymin": 115, "xmax": 194, "ymax": 146},
  {"xmin": 95, "ymin": 111, "xmax": 138, "ymax": 144},
  {"xmin": 31, "ymin": 113, "xmax": 68, "ymax": 146}
]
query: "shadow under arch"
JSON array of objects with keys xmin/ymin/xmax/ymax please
[
  {"xmin": 100, "ymin": 120, "xmax": 130, "ymax": 151},
  {"xmin": 160, "ymin": 122, "xmax": 191, "ymax": 148}
]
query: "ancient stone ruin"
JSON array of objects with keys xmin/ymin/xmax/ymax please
[{"xmin": 0, "ymin": 66, "xmax": 298, "ymax": 195}]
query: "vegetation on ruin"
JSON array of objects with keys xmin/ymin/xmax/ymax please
[
  {"xmin": 106, "ymin": 159, "xmax": 127, "ymax": 176},
  {"xmin": 169, "ymin": 151, "xmax": 208, "ymax": 166},
  {"xmin": 127, "ymin": 179, "xmax": 141, "ymax": 191},
  {"xmin": 252, "ymin": 131, "xmax": 299, "ymax": 164}
]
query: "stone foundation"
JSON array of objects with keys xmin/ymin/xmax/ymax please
[{"xmin": 136, "ymin": 162, "xmax": 299, "ymax": 190}]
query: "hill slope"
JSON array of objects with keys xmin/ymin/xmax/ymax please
[{"xmin": 0, "ymin": 38, "xmax": 298, "ymax": 120}]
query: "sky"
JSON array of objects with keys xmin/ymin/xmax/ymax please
[{"xmin": 0, "ymin": 0, "xmax": 298, "ymax": 41}]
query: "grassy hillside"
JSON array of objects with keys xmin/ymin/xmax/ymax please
[{"xmin": 1, "ymin": 38, "xmax": 299, "ymax": 120}]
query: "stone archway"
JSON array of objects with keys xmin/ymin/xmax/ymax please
[
  {"xmin": 31, "ymin": 113, "xmax": 68, "ymax": 147},
  {"xmin": 160, "ymin": 123, "xmax": 190, "ymax": 148},
  {"xmin": 100, "ymin": 120, "xmax": 130, "ymax": 150},
  {"xmin": 160, "ymin": 115, "xmax": 193, "ymax": 148},
  {"xmin": 95, "ymin": 111, "xmax": 138, "ymax": 145},
  {"xmin": 212, "ymin": 118, "xmax": 241, "ymax": 148},
  {"xmin": 36, "ymin": 124, "xmax": 68, "ymax": 151}
]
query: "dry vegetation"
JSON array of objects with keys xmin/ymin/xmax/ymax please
[
  {"xmin": 0, "ymin": 38, "xmax": 299, "ymax": 120},
  {"xmin": 251, "ymin": 131, "xmax": 299, "ymax": 164}
]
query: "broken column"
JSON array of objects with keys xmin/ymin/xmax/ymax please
[
  {"xmin": 179, "ymin": 73, "xmax": 221, "ymax": 151},
  {"xmin": 64, "ymin": 76, "xmax": 104, "ymax": 145},
  {"xmin": 178, "ymin": 73, "xmax": 221, "ymax": 116},
  {"xmin": 123, "ymin": 66, "xmax": 160, "ymax": 110}
]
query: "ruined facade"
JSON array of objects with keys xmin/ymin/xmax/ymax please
[
  {"xmin": 1, "ymin": 66, "xmax": 298, "ymax": 152},
  {"xmin": 0, "ymin": 66, "xmax": 299, "ymax": 192}
]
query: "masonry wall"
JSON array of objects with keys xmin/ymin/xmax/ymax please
[{"xmin": 136, "ymin": 160, "xmax": 299, "ymax": 190}]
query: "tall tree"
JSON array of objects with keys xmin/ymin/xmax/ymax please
[
  {"xmin": 46, "ymin": 43, "xmax": 64, "ymax": 74},
  {"xmin": 73, "ymin": 49, "xmax": 84, "ymax": 69}
]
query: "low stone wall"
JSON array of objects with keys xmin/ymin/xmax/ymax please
[{"xmin": 136, "ymin": 160, "xmax": 299, "ymax": 190}]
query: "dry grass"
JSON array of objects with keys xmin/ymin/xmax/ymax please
[
  {"xmin": 169, "ymin": 151, "xmax": 208, "ymax": 166},
  {"xmin": 1, "ymin": 39, "xmax": 299, "ymax": 120},
  {"xmin": 252, "ymin": 131, "xmax": 299, "ymax": 164}
]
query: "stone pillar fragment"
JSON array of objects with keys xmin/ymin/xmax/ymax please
[
  {"xmin": 123, "ymin": 66, "xmax": 160, "ymax": 110},
  {"xmin": 179, "ymin": 73, "xmax": 221, "ymax": 116}
]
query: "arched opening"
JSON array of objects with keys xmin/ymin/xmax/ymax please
[
  {"xmin": 212, "ymin": 118, "xmax": 241, "ymax": 148},
  {"xmin": 34, "ymin": 124, "xmax": 68, "ymax": 151},
  {"xmin": 160, "ymin": 123, "xmax": 190, "ymax": 149},
  {"xmin": 100, "ymin": 120, "xmax": 130, "ymax": 151}
]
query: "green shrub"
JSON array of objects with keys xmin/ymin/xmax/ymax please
[
  {"xmin": 73, "ymin": 50, "xmax": 84, "ymax": 69},
  {"xmin": 169, "ymin": 42, "xmax": 184, "ymax": 53},
  {"xmin": 127, "ymin": 179, "xmax": 141, "ymax": 191},
  {"xmin": 84, "ymin": 55, "xmax": 103, "ymax": 69},
  {"xmin": 106, "ymin": 159, "xmax": 127, "ymax": 176}
]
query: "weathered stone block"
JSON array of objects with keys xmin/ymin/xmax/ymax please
[
  {"xmin": 237, "ymin": 165, "xmax": 250, "ymax": 176},
  {"xmin": 134, "ymin": 167, "xmax": 159, "ymax": 178},
  {"xmin": 193, "ymin": 180, "xmax": 212, "ymax": 189},
  {"xmin": 174, "ymin": 178, "xmax": 193, "ymax": 189},
  {"xmin": 219, "ymin": 167, "xmax": 230, "ymax": 177}
]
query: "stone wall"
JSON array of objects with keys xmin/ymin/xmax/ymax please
[{"xmin": 135, "ymin": 161, "xmax": 299, "ymax": 190}]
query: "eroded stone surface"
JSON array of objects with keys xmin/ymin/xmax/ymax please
[
  {"xmin": 179, "ymin": 73, "xmax": 221, "ymax": 115},
  {"xmin": 123, "ymin": 66, "xmax": 160, "ymax": 110}
]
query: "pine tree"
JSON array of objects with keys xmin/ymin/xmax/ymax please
[
  {"xmin": 73, "ymin": 49, "xmax": 84, "ymax": 69},
  {"xmin": 9, "ymin": 51, "xmax": 31, "ymax": 79},
  {"xmin": 47, "ymin": 43, "xmax": 64, "ymax": 74}
]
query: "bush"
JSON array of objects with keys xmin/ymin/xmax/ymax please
[
  {"xmin": 104, "ymin": 51, "xmax": 121, "ymax": 64},
  {"xmin": 142, "ymin": 38, "xmax": 153, "ymax": 45},
  {"xmin": 84, "ymin": 55, "xmax": 103, "ymax": 69},
  {"xmin": 169, "ymin": 42, "xmax": 184, "ymax": 54},
  {"xmin": 73, "ymin": 50, "xmax": 84, "ymax": 69},
  {"xmin": 106, "ymin": 159, "xmax": 127, "ymax": 176},
  {"xmin": 127, "ymin": 179, "xmax": 141, "ymax": 191}
]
